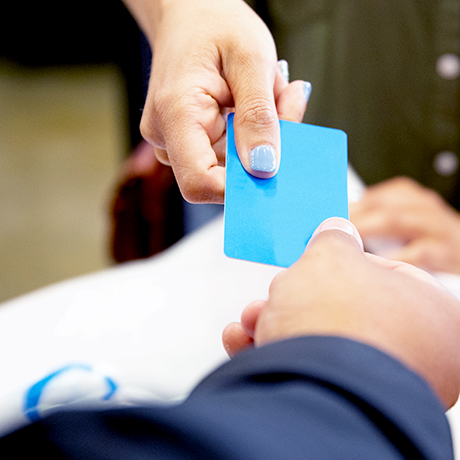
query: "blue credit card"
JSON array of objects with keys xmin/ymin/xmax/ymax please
[{"xmin": 224, "ymin": 113, "xmax": 348, "ymax": 267}]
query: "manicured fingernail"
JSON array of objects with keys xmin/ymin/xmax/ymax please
[
  {"xmin": 278, "ymin": 59, "xmax": 289, "ymax": 82},
  {"xmin": 304, "ymin": 81, "xmax": 312, "ymax": 103},
  {"xmin": 249, "ymin": 145, "xmax": 277, "ymax": 172}
]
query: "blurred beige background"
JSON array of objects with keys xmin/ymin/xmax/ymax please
[{"xmin": 0, "ymin": 62, "xmax": 127, "ymax": 302}]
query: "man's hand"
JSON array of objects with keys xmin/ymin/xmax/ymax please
[
  {"xmin": 123, "ymin": 0, "xmax": 309, "ymax": 203},
  {"xmin": 350, "ymin": 177, "xmax": 460, "ymax": 274},
  {"xmin": 223, "ymin": 217, "xmax": 460, "ymax": 408}
]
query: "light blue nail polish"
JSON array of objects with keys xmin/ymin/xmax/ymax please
[
  {"xmin": 304, "ymin": 81, "xmax": 312, "ymax": 102},
  {"xmin": 249, "ymin": 145, "xmax": 277, "ymax": 172},
  {"xmin": 278, "ymin": 59, "xmax": 289, "ymax": 82}
]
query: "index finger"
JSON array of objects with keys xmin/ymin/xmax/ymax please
[
  {"xmin": 166, "ymin": 123, "xmax": 226, "ymax": 203},
  {"xmin": 142, "ymin": 76, "xmax": 233, "ymax": 203}
]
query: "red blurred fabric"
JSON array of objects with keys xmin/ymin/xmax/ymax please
[{"xmin": 109, "ymin": 141, "xmax": 183, "ymax": 263}]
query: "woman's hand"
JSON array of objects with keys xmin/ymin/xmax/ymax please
[{"xmin": 123, "ymin": 0, "xmax": 309, "ymax": 203}]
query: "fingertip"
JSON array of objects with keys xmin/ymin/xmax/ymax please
[
  {"xmin": 308, "ymin": 217, "xmax": 364, "ymax": 251},
  {"xmin": 222, "ymin": 322, "xmax": 254, "ymax": 358},
  {"xmin": 178, "ymin": 163, "xmax": 225, "ymax": 204},
  {"xmin": 241, "ymin": 299, "xmax": 266, "ymax": 337},
  {"xmin": 276, "ymin": 80, "xmax": 309, "ymax": 123},
  {"xmin": 278, "ymin": 59, "xmax": 289, "ymax": 83},
  {"xmin": 222, "ymin": 321, "xmax": 236, "ymax": 344},
  {"xmin": 303, "ymin": 81, "xmax": 312, "ymax": 103},
  {"xmin": 222, "ymin": 322, "xmax": 238, "ymax": 358}
]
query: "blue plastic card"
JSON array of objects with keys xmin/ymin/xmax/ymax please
[{"xmin": 224, "ymin": 113, "xmax": 348, "ymax": 267}]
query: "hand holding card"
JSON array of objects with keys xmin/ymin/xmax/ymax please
[{"xmin": 224, "ymin": 113, "xmax": 348, "ymax": 267}]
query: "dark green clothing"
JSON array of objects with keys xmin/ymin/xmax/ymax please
[{"xmin": 248, "ymin": 0, "xmax": 460, "ymax": 208}]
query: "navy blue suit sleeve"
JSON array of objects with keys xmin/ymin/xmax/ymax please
[{"xmin": 0, "ymin": 337, "xmax": 453, "ymax": 459}]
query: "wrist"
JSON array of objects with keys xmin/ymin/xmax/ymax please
[
  {"xmin": 122, "ymin": 0, "xmax": 171, "ymax": 44},
  {"xmin": 123, "ymin": 0, "xmax": 249, "ymax": 46}
]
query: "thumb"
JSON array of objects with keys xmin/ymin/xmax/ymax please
[
  {"xmin": 306, "ymin": 217, "xmax": 364, "ymax": 253},
  {"xmin": 230, "ymin": 62, "xmax": 280, "ymax": 179}
]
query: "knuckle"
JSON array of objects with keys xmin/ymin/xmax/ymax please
[
  {"xmin": 238, "ymin": 100, "xmax": 278, "ymax": 129},
  {"xmin": 421, "ymin": 188, "xmax": 445, "ymax": 207},
  {"xmin": 383, "ymin": 212, "xmax": 404, "ymax": 231},
  {"xmin": 392, "ymin": 176, "xmax": 416, "ymax": 188},
  {"xmin": 140, "ymin": 87, "xmax": 184, "ymax": 148},
  {"xmin": 394, "ymin": 176, "xmax": 445, "ymax": 207},
  {"xmin": 140, "ymin": 112, "xmax": 165, "ymax": 149},
  {"xmin": 139, "ymin": 118, "xmax": 154, "ymax": 143}
]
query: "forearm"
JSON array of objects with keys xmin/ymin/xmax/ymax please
[
  {"xmin": 121, "ymin": 0, "xmax": 164, "ymax": 43},
  {"xmin": 122, "ymin": 0, "xmax": 248, "ymax": 45},
  {"xmin": 193, "ymin": 336, "xmax": 453, "ymax": 459}
]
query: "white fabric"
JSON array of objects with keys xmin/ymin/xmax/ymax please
[{"xmin": 0, "ymin": 214, "xmax": 282, "ymax": 435}]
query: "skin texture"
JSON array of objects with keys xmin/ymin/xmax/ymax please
[
  {"xmin": 350, "ymin": 177, "xmax": 460, "ymax": 275},
  {"xmin": 122, "ymin": 0, "xmax": 307, "ymax": 203},
  {"xmin": 122, "ymin": 0, "xmax": 460, "ymax": 274},
  {"xmin": 121, "ymin": 3, "xmax": 460, "ymax": 406},
  {"xmin": 223, "ymin": 218, "xmax": 460, "ymax": 409}
]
